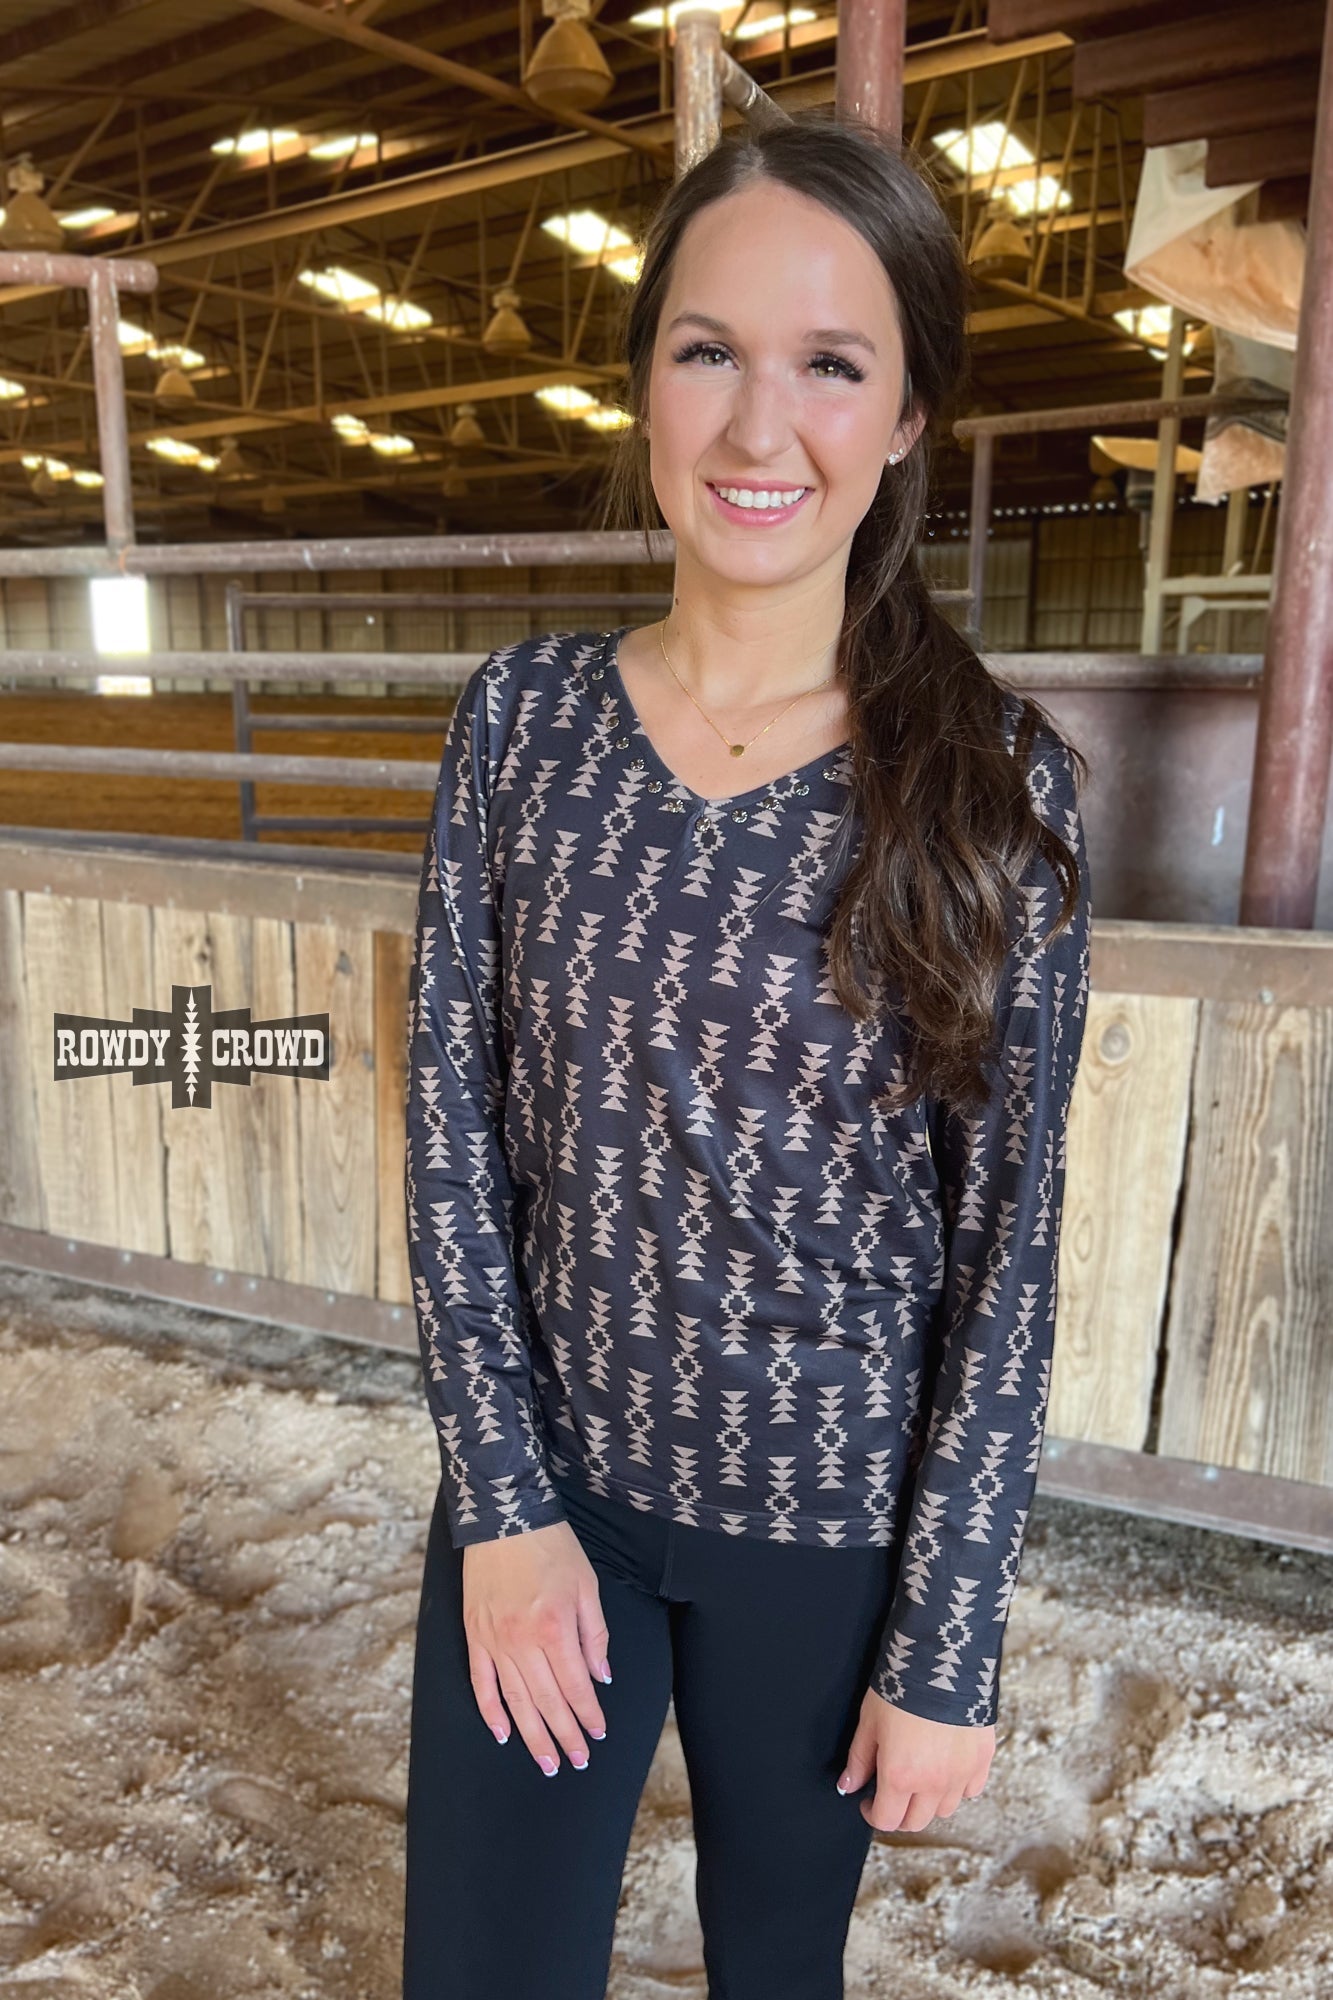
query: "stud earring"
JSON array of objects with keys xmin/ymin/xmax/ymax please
[{"xmin": 886, "ymin": 450, "xmax": 901, "ymax": 463}]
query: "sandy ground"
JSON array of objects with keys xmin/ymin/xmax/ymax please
[{"xmin": 0, "ymin": 1263, "xmax": 1329, "ymax": 2000}]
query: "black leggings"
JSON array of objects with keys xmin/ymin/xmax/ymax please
[{"xmin": 402, "ymin": 1469, "xmax": 907, "ymax": 2000}]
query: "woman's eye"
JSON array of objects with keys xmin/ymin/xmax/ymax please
[
  {"xmin": 672, "ymin": 340, "xmax": 732, "ymax": 366},
  {"xmin": 671, "ymin": 340, "xmax": 864, "ymax": 383},
  {"xmin": 810, "ymin": 351, "xmax": 866, "ymax": 382}
]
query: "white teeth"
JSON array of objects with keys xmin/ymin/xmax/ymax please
[{"xmin": 714, "ymin": 484, "xmax": 806, "ymax": 509}]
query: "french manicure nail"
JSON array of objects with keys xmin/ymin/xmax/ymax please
[
  {"xmin": 590, "ymin": 1728, "xmax": 606, "ymax": 1740},
  {"xmin": 573, "ymin": 1756, "xmax": 589, "ymax": 1770},
  {"xmin": 540, "ymin": 1755, "xmax": 558, "ymax": 1776},
  {"xmin": 836, "ymin": 1777, "xmax": 849, "ymax": 1794},
  {"xmin": 600, "ymin": 1659, "xmax": 612, "ymax": 1682},
  {"xmin": 493, "ymin": 1727, "xmax": 509, "ymax": 1744}
]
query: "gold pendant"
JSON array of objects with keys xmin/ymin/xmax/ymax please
[{"xmin": 729, "ymin": 743, "xmax": 745, "ymax": 757}]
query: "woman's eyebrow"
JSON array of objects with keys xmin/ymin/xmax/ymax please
[{"xmin": 666, "ymin": 310, "xmax": 878, "ymax": 356}]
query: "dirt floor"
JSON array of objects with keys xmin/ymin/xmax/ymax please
[{"xmin": 0, "ymin": 1263, "xmax": 1329, "ymax": 2000}]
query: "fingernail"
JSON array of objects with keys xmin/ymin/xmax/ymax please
[
  {"xmin": 836, "ymin": 1776, "xmax": 849, "ymax": 1794},
  {"xmin": 600, "ymin": 1660, "xmax": 612, "ymax": 1683},
  {"xmin": 572, "ymin": 1756, "xmax": 589, "ymax": 1770},
  {"xmin": 540, "ymin": 1755, "xmax": 558, "ymax": 1776},
  {"xmin": 590, "ymin": 1728, "xmax": 606, "ymax": 1740},
  {"xmin": 493, "ymin": 1727, "xmax": 509, "ymax": 1745}
]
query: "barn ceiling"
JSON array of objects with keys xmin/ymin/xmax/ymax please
[{"xmin": 0, "ymin": 0, "xmax": 1306, "ymax": 546}]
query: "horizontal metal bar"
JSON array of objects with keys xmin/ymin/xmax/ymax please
[
  {"xmin": 0, "ymin": 648, "xmax": 1267, "ymax": 690},
  {"xmin": 0, "ymin": 1224, "xmax": 418, "ymax": 1359},
  {"xmin": 236, "ymin": 591, "xmax": 676, "ymax": 613},
  {"xmin": 1038, "ymin": 1434, "xmax": 1333, "ymax": 1555},
  {"xmin": 249, "ymin": 814, "xmax": 428, "ymax": 833},
  {"xmin": 1155, "ymin": 574, "xmax": 1274, "ymax": 597},
  {"xmin": 988, "ymin": 652, "xmax": 1264, "ymax": 688},
  {"xmin": 953, "ymin": 390, "xmax": 1290, "ymax": 438},
  {"xmin": 0, "ymin": 528, "xmax": 676, "ymax": 579},
  {"xmin": 0, "ymin": 250, "xmax": 159, "ymax": 293},
  {"xmin": 0, "ymin": 649, "xmax": 481, "ymax": 685},
  {"xmin": 0, "ymin": 743, "xmax": 440, "ymax": 788},
  {"xmin": 246, "ymin": 713, "xmax": 449, "ymax": 732}
]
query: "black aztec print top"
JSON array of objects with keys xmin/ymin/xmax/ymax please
[{"xmin": 405, "ymin": 624, "xmax": 1092, "ymax": 1728}]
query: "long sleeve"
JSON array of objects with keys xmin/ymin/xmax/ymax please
[
  {"xmin": 872, "ymin": 728, "xmax": 1092, "ymax": 1728},
  {"xmin": 405, "ymin": 655, "xmax": 568, "ymax": 1548}
]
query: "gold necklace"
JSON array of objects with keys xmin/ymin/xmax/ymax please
[{"xmin": 656, "ymin": 617, "xmax": 836, "ymax": 758}]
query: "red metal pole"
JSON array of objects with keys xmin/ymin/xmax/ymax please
[
  {"xmin": 1239, "ymin": 0, "xmax": 1333, "ymax": 926},
  {"xmin": 835, "ymin": 0, "xmax": 906, "ymax": 141}
]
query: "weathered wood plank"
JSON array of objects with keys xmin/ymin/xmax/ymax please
[
  {"xmin": 1159, "ymin": 999, "xmax": 1333, "ymax": 1485},
  {"xmin": 1050, "ymin": 989, "xmax": 1198, "ymax": 1449}
]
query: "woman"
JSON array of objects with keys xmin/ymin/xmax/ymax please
[{"xmin": 402, "ymin": 111, "xmax": 1091, "ymax": 2000}]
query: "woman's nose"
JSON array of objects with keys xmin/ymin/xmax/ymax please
[{"xmin": 723, "ymin": 372, "xmax": 794, "ymax": 452}]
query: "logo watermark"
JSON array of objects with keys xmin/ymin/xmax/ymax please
[{"xmin": 54, "ymin": 984, "xmax": 331, "ymax": 1109}]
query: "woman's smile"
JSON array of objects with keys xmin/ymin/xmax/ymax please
[{"xmin": 704, "ymin": 478, "xmax": 815, "ymax": 525}]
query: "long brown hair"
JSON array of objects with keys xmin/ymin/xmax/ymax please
[{"xmin": 599, "ymin": 108, "xmax": 1087, "ymax": 1114}]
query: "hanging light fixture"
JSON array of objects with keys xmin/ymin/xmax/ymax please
[
  {"xmin": 0, "ymin": 156, "xmax": 63, "ymax": 253},
  {"xmin": 216, "ymin": 436, "xmax": 249, "ymax": 479},
  {"xmin": 967, "ymin": 211, "xmax": 1032, "ymax": 283},
  {"xmin": 448, "ymin": 401, "xmax": 485, "ymax": 449},
  {"xmin": 154, "ymin": 364, "xmax": 197, "ymax": 411},
  {"xmin": 523, "ymin": 0, "xmax": 613, "ymax": 114},
  {"xmin": 482, "ymin": 285, "xmax": 533, "ymax": 358}
]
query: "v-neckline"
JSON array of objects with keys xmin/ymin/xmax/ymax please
[{"xmin": 600, "ymin": 624, "xmax": 849, "ymax": 809}]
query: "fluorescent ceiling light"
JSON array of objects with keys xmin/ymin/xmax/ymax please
[
  {"xmin": 22, "ymin": 453, "xmax": 72, "ymax": 479},
  {"xmin": 535, "ymin": 384, "xmax": 599, "ymax": 415},
  {"xmin": 543, "ymin": 209, "xmax": 641, "ymax": 284},
  {"xmin": 307, "ymin": 132, "xmax": 379, "ymax": 160},
  {"xmin": 0, "ymin": 376, "xmax": 24, "ymax": 399},
  {"xmin": 535, "ymin": 385, "xmax": 632, "ymax": 433},
  {"xmin": 299, "ymin": 265, "xmax": 380, "ymax": 305},
  {"xmin": 629, "ymin": 1, "xmax": 724, "ymax": 21},
  {"xmin": 1004, "ymin": 177, "xmax": 1072, "ymax": 217},
  {"xmin": 931, "ymin": 123, "xmax": 1072, "ymax": 215},
  {"xmin": 332, "ymin": 413, "xmax": 371, "ymax": 441},
  {"xmin": 71, "ymin": 468, "xmax": 104, "ymax": 488},
  {"xmin": 366, "ymin": 432, "xmax": 415, "ymax": 456},
  {"xmin": 118, "ymin": 322, "xmax": 208, "ymax": 368},
  {"xmin": 91, "ymin": 576, "xmax": 150, "ymax": 656},
  {"xmin": 543, "ymin": 207, "xmax": 636, "ymax": 258},
  {"xmin": 211, "ymin": 128, "xmax": 301, "ymax": 158},
  {"xmin": 732, "ymin": 8, "xmax": 817, "ymax": 36},
  {"xmin": 152, "ymin": 340, "xmax": 207, "ymax": 371},
  {"xmin": 363, "ymin": 297, "xmax": 432, "ymax": 331},
  {"xmin": 146, "ymin": 437, "xmax": 220, "ymax": 471},
  {"xmin": 59, "ymin": 205, "xmax": 117, "ymax": 229},
  {"xmin": 1113, "ymin": 305, "xmax": 1184, "ymax": 357}
]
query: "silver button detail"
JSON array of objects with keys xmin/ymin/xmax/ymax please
[
  {"xmin": 731, "ymin": 807, "xmax": 747, "ymax": 822},
  {"xmin": 615, "ymin": 736, "xmax": 629, "ymax": 749},
  {"xmin": 796, "ymin": 782, "xmax": 809, "ymax": 795},
  {"xmin": 647, "ymin": 778, "xmax": 662, "ymax": 792},
  {"xmin": 591, "ymin": 667, "xmax": 604, "ymax": 680},
  {"xmin": 630, "ymin": 756, "xmax": 645, "ymax": 769}
]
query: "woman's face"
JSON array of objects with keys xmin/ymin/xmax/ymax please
[{"xmin": 645, "ymin": 176, "xmax": 924, "ymax": 596}]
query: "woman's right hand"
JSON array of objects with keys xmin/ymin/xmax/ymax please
[{"xmin": 462, "ymin": 1522, "xmax": 612, "ymax": 1773}]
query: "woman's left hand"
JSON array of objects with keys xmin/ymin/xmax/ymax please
[{"xmin": 836, "ymin": 1687, "xmax": 995, "ymax": 1832}]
